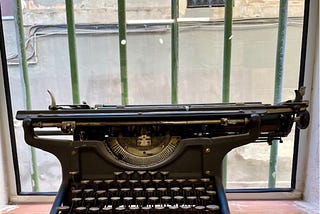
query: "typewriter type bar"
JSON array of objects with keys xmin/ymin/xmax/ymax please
[{"xmin": 16, "ymin": 89, "xmax": 309, "ymax": 214}]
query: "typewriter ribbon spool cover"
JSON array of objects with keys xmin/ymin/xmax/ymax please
[{"xmin": 16, "ymin": 89, "xmax": 309, "ymax": 214}]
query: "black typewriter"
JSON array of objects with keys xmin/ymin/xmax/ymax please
[{"xmin": 16, "ymin": 88, "xmax": 309, "ymax": 214}]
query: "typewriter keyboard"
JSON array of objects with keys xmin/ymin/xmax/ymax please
[{"xmin": 57, "ymin": 171, "xmax": 221, "ymax": 213}]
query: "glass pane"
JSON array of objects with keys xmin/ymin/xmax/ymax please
[
  {"xmin": 226, "ymin": 0, "xmax": 304, "ymax": 189},
  {"xmin": 4, "ymin": 0, "xmax": 306, "ymax": 193}
]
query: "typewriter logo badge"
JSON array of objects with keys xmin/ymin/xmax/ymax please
[{"xmin": 137, "ymin": 134, "xmax": 151, "ymax": 147}]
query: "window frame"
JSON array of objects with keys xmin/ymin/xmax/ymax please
[{"xmin": 0, "ymin": 0, "xmax": 313, "ymax": 199}]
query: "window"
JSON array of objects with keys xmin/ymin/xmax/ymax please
[{"xmin": 1, "ymin": 0, "xmax": 308, "ymax": 193}]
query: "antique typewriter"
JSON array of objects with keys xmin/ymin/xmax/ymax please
[{"xmin": 16, "ymin": 88, "xmax": 309, "ymax": 214}]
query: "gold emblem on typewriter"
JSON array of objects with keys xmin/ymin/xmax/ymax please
[{"xmin": 136, "ymin": 134, "xmax": 151, "ymax": 147}]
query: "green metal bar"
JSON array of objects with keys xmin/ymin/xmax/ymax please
[
  {"xmin": 268, "ymin": 0, "xmax": 288, "ymax": 188},
  {"xmin": 65, "ymin": 0, "xmax": 80, "ymax": 104},
  {"xmin": 14, "ymin": 0, "xmax": 39, "ymax": 192},
  {"xmin": 222, "ymin": 0, "xmax": 233, "ymax": 187},
  {"xmin": 118, "ymin": 0, "xmax": 128, "ymax": 105},
  {"xmin": 171, "ymin": 0, "xmax": 179, "ymax": 104}
]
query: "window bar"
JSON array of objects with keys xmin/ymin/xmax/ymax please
[
  {"xmin": 65, "ymin": 0, "xmax": 80, "ymax": 104},
  {"xmin": 171, "ymin": 0, "xmax": 179, "ymax": 104},
  {"xmin": 14, "ymin": 0, "xmax": 40, "ymax": 191},
  {"xmin": 222, "ymin": 0, "xmax": 233, "ymax": 187},
  {"xmin": 118, "ymin": 0, "xmax": 128, "ymax": 105},
  {"xmin": 268, "ymin": 0, "xmax": 288, "ymax": 188}
]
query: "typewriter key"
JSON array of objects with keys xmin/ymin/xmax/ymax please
[
  {"xmin": 80, "ymin": 180, "xmax": 90, "ymax": 188},
  {"xmin": 157, "ymin": 187, "xmax": 167, "ymax": 197},
  {"xmin": 129, "ymin": 179, "xmax": 138, "ymax": 188},
  {"xmin": 200, "ymin": 195, "xmax": 210, "ymax": 206},
  {"xmin": 93, "ymin": 180, "xmax": 103, "ymax": 189},
  {"xmin": 75, "ymin": 206, "xmax": 87, "ymax": 213},
  {"xmin": 206, "ymin": 204, "xmax": 220, "ymax": 213},
  {"xmin": 116, "ymin": 179, "xmax": 126, "ymax": 188},
  {"xmin": 108, "ymin": 188, "xmax": 118, "ymax": 197},
  {"xmin": 195, "ymin": 187, "xmax": 205, "ymax": 196},
  {"xmin": 148, "ymin": 171, "xmax": 158, "ymax": 179},
  {"xmin": 129, "ymin": 205, "xmax": 139, "ymax": 214},
  {"xmin": 168, "ymin": 205, "xmax": 179, "ymax": 213},
  {"xmin": 123, "ymin": 196, "xmax": 133, "ymax": 208},
  {"xmin": 141, "ymin": 206, "xmax": 151, "ymax": 214},
  {"xmin": 146, "ymin": 187, "xmax": 156, "ymax": 197},
  {"xmin": 160, "ymin": 171, "xmax": 169, "ymax": 179},
  {"xmin": 136, "ymin": 196, "xmax": 146, "ymax": 208},
  {"xmin": 96, "ymin": 190, "xmax": 106, "ymax": 197},
  {"xmin": 153, "ymin": 179, "xmax": 162, "ymax": 188},
  {"xmin": 164, "ymin": 179, "xmax": 174, "ymax": 188},
  {"xmin": 170, "ymin": 187, "xmax": 180, "ymax": 196},
  {"xmin": 83, "ymin": 188, "xmax": 94, "ymax": 197},
  {"xmin": 101, "ymin": 206, "xmax": 112, "ymax": 213},
  {"xmin": 71, "ymin": 197, "xmax": 82, "ymax": 208},
  {"xmin": 113, "ymin": 171, "xmax": 123, "ymax": 179},
  {"xmin": 97, "ymin": 197, "xmax": 108, "ymax": 208},
  {"xmin": 114, "ymin": 206, "xmax": 126, "ymax": 214},
  {"xmin": 88, "ymin": 207, "xmax": 100, "ymax": 213},
  {"xmin": 183, "ymin": 186, "xmax": 192, "ymax": 196},
  {"xmin": 56, "ymin": 206, "xmax": 70, "ymax": 214},
  {"xmin": 141, "ymin": 179, "xmax": 150, "ymax": 188},
  {"xmin": 110, "ymin": 196, "xmax": 121, "ymax": 208},
  {"xmin": 104, "ymin": 179, "xmax": 114, "ymax": 187},
  {"xmin": 72, "ymin": 189, "xmax": 82, "ymax": 198},
  {"xmin": 124, "ymin": 171, "xmax": 134, "ymax": 179},
  {"xmin": 148, "ymin": 196, "xmax": 159, "ymax": 208},
  {"xmin": 174, "ymin": 195, "xmax": 184, "ymax": 206},
  {"xmin": 84, "ymin": 197, "xmax": 95, "ymax": 207},
  {"xmin": 176, "ymin": 178, "xmax": 186, "ymax": 187},
  {"xmin": 137, "ymin": 171, "xmax": 147, "ymax": 179},
  {"xmin": 160, "ymin": 196, "xmax": 171, "ymax": 207},
  {"xmin": 195, "ymin": 205, "xmax": 206, "ymax": 214},
  {"xmin": 133, "ymin": 187, "xmax": 143, "ymax": 197},
  {"xmin": 206, "ymin": 190, "xmax": 217, "ymax": 203},
  {"xmin": 186, "ymin": 196, "xmax": 197, "ymax": 207},
  {"xmin": 120, "ymin": 188, "xmax": 131, "ymax": 197},
  {"xmin": 181, "ymin": 204, "xmax": 192, "ymax": 211}
]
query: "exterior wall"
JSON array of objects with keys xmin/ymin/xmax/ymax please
[{"xmin": 21, "ymin": 0, "xmax": 304, "ymax": 25}]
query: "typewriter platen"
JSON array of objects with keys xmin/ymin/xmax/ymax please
[{"xmin": 16, "ymin": 88, "xmax": 309, "ymax": 214}]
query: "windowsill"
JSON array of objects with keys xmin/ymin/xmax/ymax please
[{"xmin": 0, "ymin": 201, "xmax": 318, "ymax": 214}]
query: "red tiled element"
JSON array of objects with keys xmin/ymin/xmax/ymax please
[{"xmin": 0, "ymin": 201, "xmax": 315, "ymax": 214}]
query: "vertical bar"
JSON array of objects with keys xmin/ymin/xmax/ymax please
[
  {"xmin": 222, "ymin": 0, "xmax": 233, "ymax": 187},
  {"xmin": 171, "ymin": 0, "xmax": 179, "ymax": 104},
  {"xmin": 118, "ymin": 0, "xmax": 128, "ymax": 105},
  {"xmin": 268, "ymin": 0, "xmax": 288, "ymax": 188},
  {"xmin": 14, "ymin": 0, "xmax": 40, "ymax": 192},
  {"xmin": 65, "ymin": 0, "xmax": 80, "ymax": 104}
]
